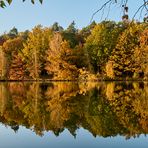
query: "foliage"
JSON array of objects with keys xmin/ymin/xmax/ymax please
[
  {"xmin": 80, "ymin": 21, "xmax": 97, "ymax": 40},
  {"xmin": 85, "ymin": 21, "xmax": 125, "ymax": 73},
  {"xmin": 51, "ymin": 22, "xmax": 64, "ymax": 32},
  {"xmin": 62, "ymin": 21, "xmax": 80, "ymax": 48},
  {"xmin": 137, "ymin": 28, "xmax": 148, "ymax": 79},
  {"xmin": 0, "ymin": 21, "xmax": 148, "ymax": 81},
  {"xmin": 46, "ymin": 33, "xmax": 78, "ymax": 80},
  {"xmin": 22, "ymin": 25, "xmax": 52, "ymax": 79},
  {"xmin": 109, "ymin": 22, "xmax": 146, "ymax": 78},
  {"xmin": 1, "ymin": 37, "xmax": 25, "ymax": 79},
  {"xmin": 8, "ymin": 27, "xmax": 18, "ymax": 39},
  {"xmin": 0, "ymin": 0, "xmax": 43, "ymax": 8}
]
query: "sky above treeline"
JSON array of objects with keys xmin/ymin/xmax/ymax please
[{"xmin": 0, "ymin": 0, "xmax": 144, "ymax": 34}]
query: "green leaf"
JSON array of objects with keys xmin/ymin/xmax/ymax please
[
  {"xmin": 0, "ymin": 1, "xmax": 6, "ymax": 8},
  {"xmin": 31, "ymin": 0, "xmax": 35, "ymax": 4},
  {"xmin": 39, "ymin": 0, "xmax": 43, "ymax": 4},
  {"xmin": 6, "ymin": 0, "xmax": 12, "ymax": 5}
]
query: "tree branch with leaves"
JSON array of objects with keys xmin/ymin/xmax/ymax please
[{"xmin": 0, "ymin": 0, "xmax": 43, "ymax": 8}]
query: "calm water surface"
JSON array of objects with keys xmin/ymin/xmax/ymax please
[{"xmin": 0, "ymin": 82, "xmax": 147, "ymax": 148}]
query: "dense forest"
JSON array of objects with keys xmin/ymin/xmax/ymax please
[
  {"xmin": 0, "ymin": 82, "xmax": 147, "ymax": 138},
  {"xmin": 0, "ymin": 21, "xmax": 148, "ymax": 81}
]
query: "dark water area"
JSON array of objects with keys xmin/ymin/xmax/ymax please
[{"xmin": 0, "ymin": 82, "xmax": 147, "ymax": 148}]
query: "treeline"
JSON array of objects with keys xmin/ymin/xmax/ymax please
[
  {"xmin": 0, "ymin": 21, "xmax": 147, "ymax": 80},
  {"xmin": 0, "ymin": 82, "xmax": 147, "ymax": 138}
]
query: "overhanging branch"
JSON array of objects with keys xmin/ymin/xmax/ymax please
[{"xmin": 90, "ymin": 0, "xmax": 148, "ymax": 23}]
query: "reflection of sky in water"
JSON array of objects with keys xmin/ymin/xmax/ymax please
[{"xmin": 0, "ymin": 125, "xmax": 147, "ymax": 148}]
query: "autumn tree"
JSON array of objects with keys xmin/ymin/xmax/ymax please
[
  {"xmin": 108, "ymin": 23, "xmax": 146, "ymax": 79},
  {"xmin": 80, "ymin": 21, "xmax": 97, "ymax": 41},
  {"xmin": 1, "ymin": 37, "xmax": 26, "ymax": 80},
  {"xmin": 140, "ymin": 28, "xmax": 148, "ymax": 78},
  {"xmin": 22, "ymin": 25, "xmax": 52, "ymax": 79},
  {"xmin": 0, "ymin": 46, "xmax": 5, "ymax": 79},
  {"xmin": 46, "ymin": 33, "xmax": 78, "ymax": 80},
  {"xmin": 135, "ymin": 28, "xmax": 148, "ymax": 79},
  {"xmin": 85, "ymin": 21, "xmax": 125, "ymax": 73}
]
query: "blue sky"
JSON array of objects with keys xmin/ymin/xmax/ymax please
[{"xmin": 0, "ymin": 0, "xmax": 144, "ymax": 34}]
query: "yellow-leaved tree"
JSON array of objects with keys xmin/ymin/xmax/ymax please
[
  {"xmin": 1, "ymin": 37, "xmax": 26, "ymax": 80},
  {"xmin": 46, "ymin": 33, "xmax": 78, "ymax": 80},
  {"xmin": 22, "ymin": 25, "xmax": 52, "ymax": 80},
  {"xmin": 108, "ymin": 23, "xmax": 146, "ymax": 79},
  {"xmin": 136, "ymin": 28, "xmax": 148, "ymax": 79}
]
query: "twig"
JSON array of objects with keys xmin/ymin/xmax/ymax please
[
  {"xmin": 90, "ymin": 0, "xmax": 148, "ymax": 23},
  {"xmin": 132, "ymin": 0, "xmax": 148, "ymax": 19},
  {"xmin": 105, "ymin": 1, "xmax": 112, "ymax": 20},
  {"xmin": 90, "ymin": 0, "xmax": 112, "ymax": 23}
]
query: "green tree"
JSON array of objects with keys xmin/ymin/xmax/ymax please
[
  {"xmin": 80, "ymin": 21, "xmax": 97, "ymax": 41},
  {"xmin": 51, "ymin": 22, "xmax": 63, "ymax": 32},
  {"xmin": 62, "ymin": 21, "xmax": 80, "ymax": 48},
  {"xmin": 66, "ymin": 21, "xmax": 77, "ymax": 34},
  {"xmin": 8, "ymin": 27, "xmax": 18, "ymax": 39},
  {"xmin": 85, "ymin": 21, "xmax": 124, "ymax": 73}
]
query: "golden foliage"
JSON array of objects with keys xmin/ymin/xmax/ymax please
[
  {"xmin": 78, "ymin": 68, "xmax": 98, "ymax": 81},
  {"xmin": 106, "ymin": 61, "xmax": 114, "ymax": 79},
  {"xmin": 22, "ymin": 25, "xmax": 52, "ymax": 79},
  {"xmin": 110, "ymin": 23, "xmax": 146, "ymax": 78},
  {"xmin": 46, "ymin": 33, "xmax": 79, "ymax": 80}
]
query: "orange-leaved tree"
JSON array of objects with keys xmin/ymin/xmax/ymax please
[{"xmin": 46, "ymin": 33, "xmax": 78, "ymax": 80}]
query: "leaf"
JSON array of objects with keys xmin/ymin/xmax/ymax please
[
  {"xmin": 7, "ymin": 0, "xmax": 12, "ymax": 5},
  {"xmin": 39, "ymin": 0, "xmax": 43, "ymax": 4},
  {"xmin": 31, "ymin": 0, "xmax": 35, "ymax": 4},
  {"xmin": 0, "ymin": 1, "xmax": 6, "ymax": 8}
]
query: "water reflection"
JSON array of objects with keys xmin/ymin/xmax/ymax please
[{"xmin": 0, "ymin": 82, "xmax": 147, "ymax": 139}]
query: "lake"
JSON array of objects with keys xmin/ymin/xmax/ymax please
[{"xmin": 0, "ymin": 81, "xmax": 147, "ymax": 148}]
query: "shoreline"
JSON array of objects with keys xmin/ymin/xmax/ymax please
[{"xmin": 0, "ymin": 78, "xmax": 147, "ymax": 82}]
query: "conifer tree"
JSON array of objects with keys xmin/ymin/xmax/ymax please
[{"xmin": 109, "ymin": 23, "xmax": 145, "ymax": 78}]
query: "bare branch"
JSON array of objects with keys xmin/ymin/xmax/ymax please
[
  {"xmin": 139, "ymin": 5, "xmax": 145, "ymax": 20},
  {"xmin": 105, "ymin": 1, "xmax": 112, "ymax": 20},
  {"xmin": 90, "ymin": 0, "xmax": 112, "ymax": 23},
  {"xmin": 90, "ymin": 0, "xmax": 148, "ymax": 23},
  {"xmin": 132, "ymin": 0, "xmax": 148, "ymax": 19},
  {"xmin": 100, "ymin": 4, "xmax": 106, "ymax": 21}
]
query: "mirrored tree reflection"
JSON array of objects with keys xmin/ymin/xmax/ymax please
[{"xmin": 0, "ymin": 82, "xmax": 147, "ymax": 138}]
